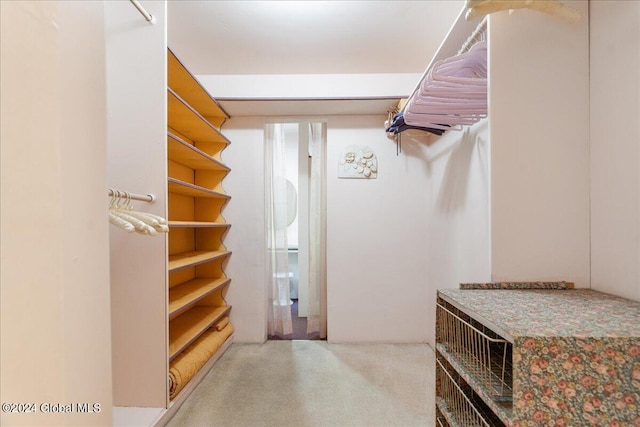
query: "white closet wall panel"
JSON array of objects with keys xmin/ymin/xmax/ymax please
[
  {"xmin": 590, "ymin": 0, "xmax": 640, "ymax": 302},
  {"xmin": 216, "ymin": 117, "xmax": 268, "ymax": 343},
  {"xmin": 1, "ymin": 8, "xmax": 66, "ymax": 424},
  {"xmin": 1, "ymin": 1, "xmax": 112, "ymax": 425},
  {"xmin": 488, "ymin": 1, "xmax": 590, "ymax": 287},
  {"xmin": 105, "ymin": 1, "xmax": 168, "ymax": 407},
  {"xmin": 59, "ymin": 1, "xmax": 113, "ymax": 421}
]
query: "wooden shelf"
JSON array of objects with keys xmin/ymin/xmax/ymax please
[
  {"xmin": 168, "ymin": 178, "xmax": 230, "ymax": 200},
  {"xmin": 165, "ymin": 46, "xmax": 233, "ymax": 409},
  {"xmin": 168, "ymin": 48, "xmax": 229, "ymax": 129},
  {"xmin": 168, "ymin": 89, "xmax": 230, "ymax": 147},
  {"xmin": 168, "ymin": 250, "xmax": 231, "ymax": 272},
  {"xmin": 168, "ymin": 305, "xmax": 231, "ymax": 360},
  {"xmin": 168, "ymin": 132, "xmax": 229, "ymax": 171},
  {"xmin": 169, "ymin": 221, "xmax": 230, "ymax": 229},
  {"xmin": 169, "ymin": 278, "xmax": 231, "ymax": 320}
]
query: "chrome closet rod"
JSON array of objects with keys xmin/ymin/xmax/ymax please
[
  {"xmin": 108, "ymin": 189, "xmax": 155, "ymax": 203},
  {"xmin": 458, "ymin": 16, "xmax": 488, "ymax": 55},
  {"xmin": 129, "ymin": 0, "xmax": 155, "ymax": 24}
]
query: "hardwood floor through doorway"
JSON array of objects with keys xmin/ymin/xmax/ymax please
[{"xmin": 268, "ymin": 300, "xmax": 321, "ymax": 341}]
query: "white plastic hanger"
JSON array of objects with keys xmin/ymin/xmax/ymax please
[
  {"xmin": 432, "ymin": 42, "xmax": 488, "ymax": 77},
  {"xmin": 465, "ymin": 0, "xmax": 581, "ymax": 23},
  {"xmin": 109, "ymin": 191, "xmax": 135, "ymax": 233},
  {"xmin": 108, "ymin": 190, "xmax": 168, "ymax": 235}
]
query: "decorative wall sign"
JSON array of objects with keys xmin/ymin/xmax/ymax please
[{"xmin": 338, "ymin": 145, "xmax": 377, "ymax": 179}]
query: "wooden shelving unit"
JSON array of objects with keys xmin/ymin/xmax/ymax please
[
  {"xmin": 167, "ymin": 52, "xmax": 228, "ymax": 129},
  {"xmin": 169, "ymin": 221, "xmax": 230, "ymax": 228},
  {"xmin": 168, "ymin": 132, "xmax": 229, "ymax": 171},
  {"xmin": 168, "ymin": 178, "xmax": 229, "ymax": 199},
  {"xmin": 168, "ymin": 250, "xmax": 231, "ymax": 272},
  {"xmin": 166, "ymin": 47, "xmax": 233, "ymax": 402},
  {"xmin": 167, "ymin": 90, "xmax": 229, "ymax": 153},
  {"xmin": 169, "ymin": 306, "xmax": 231, "ymax": 360},
  {"xmin": 169, "ymin": 277, "xmax": 231, "ymax": 319}
]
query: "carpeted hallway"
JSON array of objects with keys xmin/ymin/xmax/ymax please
[{"xmin": 166, "ymin": 341, "xmax": 436, "ymax": 427}]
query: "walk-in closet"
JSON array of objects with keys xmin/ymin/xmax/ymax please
[{"xmin": 1, "ymin": 1, "xmax": 639, "ymax": 426}]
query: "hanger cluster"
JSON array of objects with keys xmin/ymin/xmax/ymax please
[
  {"xmin": 108, "ymin": 190, "xmax": 168, "ymax": 235},
  {"xmin": 403, "ymin": 40, "xmax": 488, "ymax": 132}
]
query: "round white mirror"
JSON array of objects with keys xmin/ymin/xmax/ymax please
[{"xmin": 273, "ymin": 177, "xmax": 297, "ymax": 228}]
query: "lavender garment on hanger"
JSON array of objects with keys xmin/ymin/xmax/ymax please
[{"xmin": 404, "ymin": 40, "xmax": 488, "ymax": 130}]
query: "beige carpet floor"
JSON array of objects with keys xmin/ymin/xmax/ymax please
[{"xmin": 166, "ymin": 341, "xmax": 436, "ymax": 427}]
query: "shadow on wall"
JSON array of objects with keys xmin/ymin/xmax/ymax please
[
  {"xmin": 394, "ymin": 119, "xmax": 489, "ymax": 214},
  {"xmin": 390, "ymin": 130, "xmax": 436, "ymax": 179},
  {"xmin": 437, "ymin": 126, "xmax": 481, "ymax": 214}
]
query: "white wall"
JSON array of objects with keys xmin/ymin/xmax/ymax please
[
  {"xmin": 326, "ymin": 116, "xmax": 430, "ymax": 342},
  {"xmin": 222, "ymin": 115, "xmax": 433, "ymax": 342},
  {"xmin": 220, "ymin": 117, "xmax": 269, "ymax": 343},
  {"xmin": 105, "ymin": 0, "xmax": 168, "ymax": 407},
  {"xmin": 590, "ymin": 1, "xmax": 640, "ymax": 301},
  {"xmin": 409, "ymin": 120, "xmax": 492, "ymax": 347},
  {"xmin": 488, "ymin": 1, "xmax": 591, "ymax": 287},
  {"xmin": 1, "ymin": 1, "xmax": 112, "ymax": 425}
]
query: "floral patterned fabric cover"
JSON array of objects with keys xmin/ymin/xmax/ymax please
[
  {"xmin": 513, "ymin": 336, "xmax": 639, "ymax": 426},
  {"xmin": 460, "ymin": 281, "xmax": 574, "ymax": 290},
  {"xmin": 437, "ymin": 288, "xmax": 640, "ymax": 426}
]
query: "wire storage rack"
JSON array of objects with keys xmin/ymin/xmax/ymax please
[
  {"xmin": 436, "ymin": 300, "xmax": 513, "ymax": 400},
  {"xmin": 435, "ymin": 405, "xmax": 450, "ymax": 427},
  {"xmin": 436, "ymin": 355, "xmax": 506, "ymax": 427}
]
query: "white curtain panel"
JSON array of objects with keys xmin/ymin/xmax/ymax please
[
  {"xmin": 306, "ymin": 122, "xmax": 327, "ymax": 338},
  {"xmin": 265, "ymin": 123, "xmax": 293, "ymax": 336}
]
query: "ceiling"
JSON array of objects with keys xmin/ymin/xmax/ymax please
[{"xmin": 167, "ymin": 1, "xmax": 466, "ymax": 115}]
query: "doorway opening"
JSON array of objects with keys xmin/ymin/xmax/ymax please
[{"xmin": 265, "ymin": 122, "xmax": 327, "ymax": 341}]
